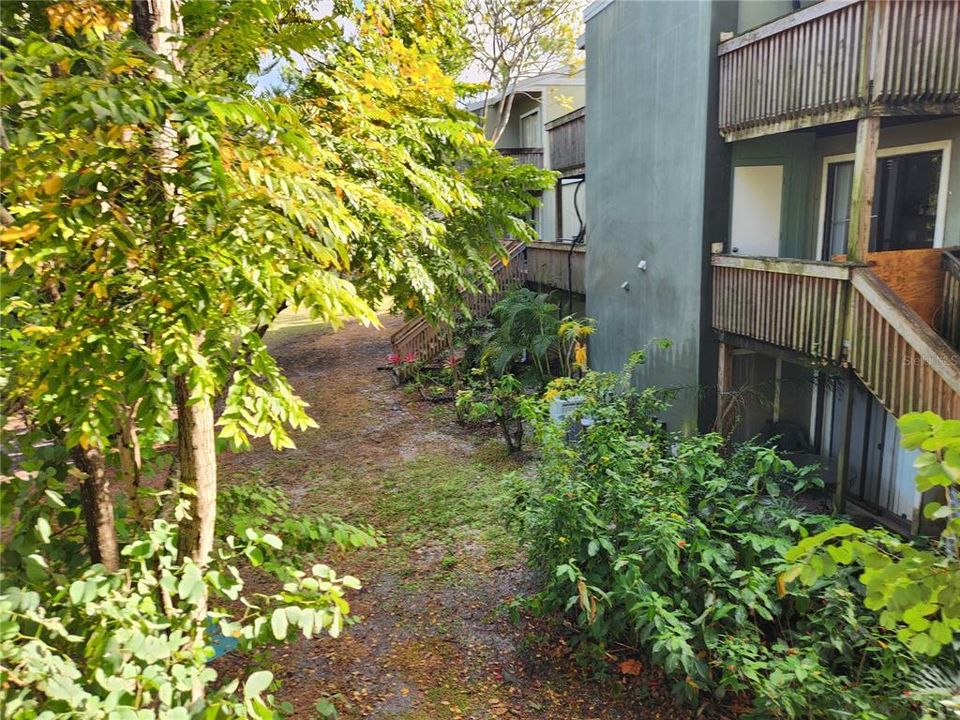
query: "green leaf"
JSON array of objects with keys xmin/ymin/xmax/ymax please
[
  {"xmin": 270, "ymin": 608, "xmax": 289, "ymax": 640},
  {"xmin": 244, "ymin": 670, "xmax": 273, "ymax": 700},
  {"xmin": 35, "ymin": 517, "xmax": 51, "ymax": 543}
]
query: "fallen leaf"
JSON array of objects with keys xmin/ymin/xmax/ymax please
[{"xmin": 619, "ymin": 659, "xmax": 643, "ymax": 676}]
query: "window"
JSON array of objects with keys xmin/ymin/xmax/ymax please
[
  {"xmin": 519, "ymin": 109, "xmax": 541, "ymax": 148},
  {"xmin": 557, "ymin": 177, "xmax": 585, "ymax": 240},
  {"xmin": 823, "ymin": 162, "xmax": 853, "ymax": 259},
  {"xmin": 820, "ymin": 146, "xmax": 946, "ymax": 259}
]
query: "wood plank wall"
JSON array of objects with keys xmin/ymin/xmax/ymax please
[{"xmin": 526, "ymin": 242, "xmax": 586, "ymax": 295}]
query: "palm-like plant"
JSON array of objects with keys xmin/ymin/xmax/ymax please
[{"xmin": 483, "ymin": 288, "xmax": 560, "ymax": 381}]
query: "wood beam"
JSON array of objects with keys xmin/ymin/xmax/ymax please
[
  {"xmin": 834, "ymin": 370, "xmax": 855, "ymax": 514},
  {"xmin": 846, "ymin": 116, "xmax": 880, "ymax": 263},
  {"xmin": 716, "ymin": 341, "xmax": 734, "ymax": 435}
]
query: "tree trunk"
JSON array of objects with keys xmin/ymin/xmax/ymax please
[
  {"xmin": 132, "ymin": 0, "xmax": 183, "ymax": 74},
  {"xmin": 72, "ymin": 446, "xmax": 120, "ymax": 571},
  {"xmin": 174, "ymin": 375, "xmax": 217, "ymax": 569}
]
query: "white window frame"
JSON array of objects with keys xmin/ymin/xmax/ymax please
[
  {"xmin": 815, "ymin": 139, "xmax": 951, "ymax": 259},
  {"xmin": 519, "ymin": 108, "xmax": 542, "ymax": 149}
]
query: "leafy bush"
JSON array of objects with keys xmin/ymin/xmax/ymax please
[
  {"xmin": 509, "ymin": 352, "xmax": 949, "ymax": 717},
  {"xmin": 453, "ymin": 289, "xmax": 595, "ymax": 452},
  {"xmin": 456, "ymin": 373, "xmax": 529, "ymax": 452},
  {"xmin": 0, "ymin": 451, "xmax": 379, "ymax": 718},
  {"xmin": 218, "ymin": 479, "xmax": 383, "ymax": 577}
]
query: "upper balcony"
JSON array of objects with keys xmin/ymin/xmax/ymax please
[
  {"xmin": 718, "ymin": 0, "xmax": 960, "ymax": 142},
  {"xmin": 546, "ymin": 108, "xmax": 585, "ymax": 176}
]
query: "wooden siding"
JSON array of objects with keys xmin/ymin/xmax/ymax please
[
  {"xmin": 942, "ymin": 250, "xmax": 960, "ymax": 352},
  {"xmin": 546, "ymin": 108, "xmax": 585, "ymax": 174},
  {"xmin": 499, "ymin": 148, "xmax": 544, "ymax": 169},
  {"xmin": 711, "ymin": 254, "xmax": 960, "ymax": 419},
  {"xmin": 718, "ymin": 0, "xmax": 960, "ymax": 141},
  {"xmin": 527, "ymin": 242, "xmax": 585, "ymax": 294},
  {"xmin": 389, "ymin": 242, "xmax": 527, "ymax": 363}
]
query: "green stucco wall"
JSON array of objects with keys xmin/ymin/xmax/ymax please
[
  {"xmin": 584, "ymin": 0, "xmax": 737, "ymax": 432},
  {"xmin": 735, "ymin": 0, "xmax": 820, "ymax": 34}
]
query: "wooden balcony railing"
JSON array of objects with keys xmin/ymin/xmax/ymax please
[
  {"xmin": 942, "ymin": 250, "xmax": 960, "ymax": 352},
  {"xmin": 711, "ymin": 254, "xmax": 960, "ymax": 419},
  {"xmin": 527, "ymin": 241, "xmax": 586, "ymax": 294},
  {"xmin": 546, "ymin": 108, "xmax": 585, "ymax": 174},
  {"xmin": 390, "ymin": 242, "xmax": 527, "ymax": 363},
  {"xmin": 499, "ymin": 147, "xmax": 544, "ymax": 169},
  {"xmin": 712, "ymin": 255, "xmax": 850, "ymax": 361},
  {"xmin": 718, "ymin": 0, "xmax": 960, "ymax": 141}
]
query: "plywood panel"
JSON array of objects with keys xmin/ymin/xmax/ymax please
[{"xmin": 832, "ymin": 248, "xmax": 944, "ymax": 326}]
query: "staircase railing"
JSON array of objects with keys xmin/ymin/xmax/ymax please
[
  {"xmin": 848, "ymin": 268, "xmax": 959, "ymax": 418},
  {"xmin": 941, "ymin": 250, "xmax": 960, "ymax": 352},
  {"xmin": 390, "ymin": 242, "xmax": 527, "ymax": 363}
]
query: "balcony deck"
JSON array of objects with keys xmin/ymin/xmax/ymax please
[{"xmin": 718, "ymin": 0, "xmax": 960, "ymax": 141}]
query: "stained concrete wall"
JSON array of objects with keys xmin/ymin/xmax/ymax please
[{"xmin": 584, "ymin": 0, "xmax": 736, "ymax": 432}]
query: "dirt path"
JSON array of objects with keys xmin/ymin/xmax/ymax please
[{"xmin": 217, "ymin": 315, "xmax": 690, "ymax": 720}]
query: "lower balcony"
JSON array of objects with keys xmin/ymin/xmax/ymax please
[
  {"xmin": 711, "ymin": 252, "xmax": 960, "ymax": 419},
  {"xmin": 526, "ymin": 241, "xmax": 585, "ymax": 295}
]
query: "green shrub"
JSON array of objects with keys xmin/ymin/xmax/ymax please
[
  {"xmin": 0, "ymin": 451, "xmax": 379, "ymax": 718},
  {"xmin": 509, "ymin": 352, "xmax": 948, "ymax": 718}
]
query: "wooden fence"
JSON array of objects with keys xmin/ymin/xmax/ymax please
[
  {"xmin": 711, "ymin": 254, "xmax": 960, "ymax": 419},
  {"xmin": 390, "ymin": 242, "xmax": 527, "ymax": 363},
  {"xmin": 499, "ymin": 148, "xmax": 544, "ymax": 169},
  {"xmin": 849, "ymin": 268, "xmax": 960, "ymax": 419},
  {"xmin": 718, "ymin": 0, "xmax": 960, "ymax": 140},
  {"xmin": 546, "ymin": 108, "xmax": 585, "ymax": 174}
]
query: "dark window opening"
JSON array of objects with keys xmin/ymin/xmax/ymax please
[{"xmin": 821, "ymin": 149, "xmax": 942, "ymax": 260}]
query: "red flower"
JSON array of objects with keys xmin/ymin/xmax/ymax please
[
  {"xmin": 404, "ymin": 352, "xmax": 416, "ymax": 364},
  {"xmin": 444, "ymin": 354, "xmax": 460, "ymax": 368},
  {"xmin": 388, "ymin": 353, "xmax": 401, "ymax": 364},
  {"xmin": 678, "ymin": 540, "xmax": 687, "ymax": 548}
]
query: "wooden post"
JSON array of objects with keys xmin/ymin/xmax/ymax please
[
  {"xmin": 716, "ymin": 341, "xmax": 734, "ymax": 435},
  {"xmin": 834, "ymin": 371, "xmax": 855, "ymax": 514},
  {"xmin": 846, "ymin": 116, "xmax": 880, "ymax": 263}
]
